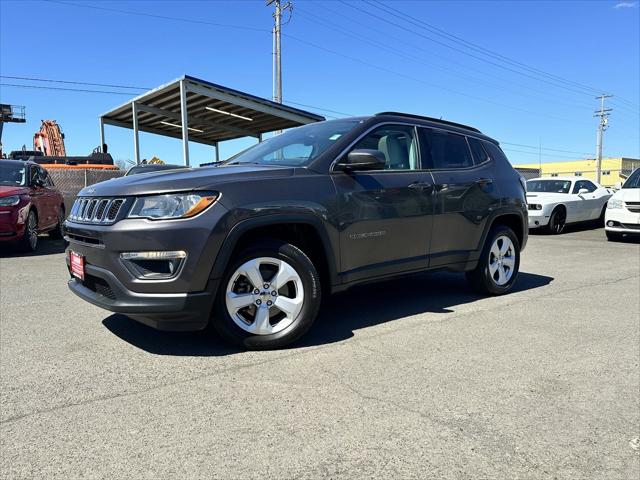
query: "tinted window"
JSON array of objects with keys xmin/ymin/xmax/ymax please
[
  {"xmin": 467, "ymin": 137, "xmax": 489, "ymax": 164},
  {"xmin": 526, "ymin": 180, "xmax": 571, "ymax": 194},
  {"xmin": 623, "ymin": 169, "xmax": 640, "ymax": 189},
  {"xmin": 420, "ymin": 128, "xmax": 473, "ymax": 169},
  {"xmin": 0, "ymin": 163, "xmax": 27, "ymax": 186},
  {"xmin": 572, "ymin": 180, "xmax": 596, "ymax": 194},
  {"xmin": 30, "ymin": 166, "xmax": 39, "ymax": 186},
  {"xmin": 43, "ymin": 170, "xmax": 54, "ymax": 187},
  {"xmin": 482, "ymin": 141, "xmax": 509, "ymax": 164},
  {"xmin": 352, "ymin": 125, "xmax": 418, "ymax": 170}
]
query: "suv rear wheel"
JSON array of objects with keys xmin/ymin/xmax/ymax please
[
  {"xmin": 466, "ymin": 225, "xmax": 520, "ymax": 295},
  {"xmin": 212, "ymin": 240, "xmax": 321, "ymax": 349}
]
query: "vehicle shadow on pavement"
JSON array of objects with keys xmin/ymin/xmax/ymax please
[
  {"xmin": 529, "ymin": 222, "xmax": 603, "ymax": 235},
  {"xmin": 297, "ymin": 271, "xmax": 554, "ymax": 348},
  {"xmin": 102, "ymin": 316, "xmax": 243, "ymax": 356},
  {"xmin": 0, "ymin": 238, "xmax": 67, "ymax": 257},
  {"xmin": 102, "ymin": 271, "xmax": 552, "ymax": 356}
]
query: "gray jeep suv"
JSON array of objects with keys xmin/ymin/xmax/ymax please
[{"xmin": 65, "ymin": 112, "xmax": 528, "ymax": 349}]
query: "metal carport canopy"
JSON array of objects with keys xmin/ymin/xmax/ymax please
[{"xmin": 100, "ymin": 75, "xmax": 325, "ymax": 166}]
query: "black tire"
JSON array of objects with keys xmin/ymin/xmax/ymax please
[
  {"xmin": 606, "ymin": 231, "xmax": 623, "ymax": 242},
  {"xmin": 49, "ymin": 205, "xmax": 65, "ymax": 239},
  {"xmin": 466, "ymin": 225, "xmax": 520, "ymax": 295},
  {"xmin": 547, "ymin": 207, "xmax": 566, "ymax": 235},
  {"xmin": 211, "ymin": 240, "xmax": 322, "ymax": 350},
  {"xmin": 19, "ymin": 210, "xmax": 38, "ymax": 252}
]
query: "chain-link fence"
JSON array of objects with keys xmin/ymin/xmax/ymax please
[
  {"xmin": 49, "ymin": 169, "xmax": 125, "ymax": 213},
  {"xmin": 514, "ymin": 167, "xmax": 541, "ymax": 180}
]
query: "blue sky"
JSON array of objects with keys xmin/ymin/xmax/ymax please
[{"xmin": 1, "ymin": 0, "xmax": 638, "ymax": 167}]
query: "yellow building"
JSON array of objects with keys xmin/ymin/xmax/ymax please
[{"xmin": 516, "ymin": 157, "xmax": 640, "ymax": 187}]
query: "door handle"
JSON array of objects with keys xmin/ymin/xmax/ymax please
[
  {"xmin": 475, "ymin": 177, "xmax": 493, "ymax": 186},
  {"xmin": 408, "ymin": 182, "xmax": 434, "ymax": 193}
]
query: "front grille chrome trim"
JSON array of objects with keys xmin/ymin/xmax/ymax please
[{"xmin": 69, "ymin": 197, "xmax": 126, "ymax": 225}]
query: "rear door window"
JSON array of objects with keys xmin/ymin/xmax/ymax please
[{"xmin": 419, "ymin": 128, "xmax": 474, "ymax": 169}]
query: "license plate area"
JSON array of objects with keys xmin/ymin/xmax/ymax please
[{"xmin": 70, "ymin": 251, "xmax": 85, "ymax": 280}]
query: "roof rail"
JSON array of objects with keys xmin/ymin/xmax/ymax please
[{"xmin": 374, "ymin": 112, "xmax": 481, "ymax": 133}]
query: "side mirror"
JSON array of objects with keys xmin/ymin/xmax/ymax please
[
  {"xmin": 338, "ymin": 149, "xmax": 386, "ymax": 171},
  {"xmin": 614, "ymin": 182, "xmax": 622, "ymax": 190},
  {"xmin": 578, "ymin": 188, "xmax": 589, "ymax": 195}
]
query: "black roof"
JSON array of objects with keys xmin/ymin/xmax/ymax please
[
  {"xmin": 375, "ymin": 112, "xmax": 482, "ymax": 134},
  {"xmin": 0, "ymin": 159, "xmax": 37, "ymax": 166}
]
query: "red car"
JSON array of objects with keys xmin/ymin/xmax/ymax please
[{"xmin": 0, "ymin": 160, "xmax": 65, "ymax": 252}]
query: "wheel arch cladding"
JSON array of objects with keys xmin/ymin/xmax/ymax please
[
  {"xmin": 490, "ymin": 213, "xmax": 524, "ymax": 247},
  {"xmin": 210, "ymin": 217, "xmax": 336, "ymax": 290}
]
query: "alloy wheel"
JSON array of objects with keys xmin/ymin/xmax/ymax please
[
  {"xmin": 488, "ymin": 235, "xmax": 515, "ymax": 286},
  {"xmin": 27, "ymin": 213, "xmax": 38, "ymax": 250},
  {"xmin": 225, "ymin": 257, "xmax": 304, "ymax": 335},
  {"xmin": 551, "ymin": 210, "xmax": 566, "ymax": 234}
]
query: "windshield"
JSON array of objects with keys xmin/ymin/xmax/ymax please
[
  {"xmin": 622, "ymin": 169, "xmax": 640, "ymax": 189},
  {"xmin": 0, "ymin": 163, "xmax": 27, "ymax": 187},
  {"xmin": 526, "ymin": 179, "xmax": 571, "ymax": 194},
  {"xmin": 224, "ymin": 119, "xmax": 360, "ymax": 167}
]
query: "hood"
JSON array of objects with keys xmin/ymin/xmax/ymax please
[
  {"xmin": 78, "ymin": 164, "xmax": 296, "ymax": 197},
  {"xmin": 525, "ymin": 192, "xmax": 569, "ymax": 203},
  {"xmin": 611, "ymin": 187, "xmax": 640, "ymax": 202},
  {"xmin": 0, "ymin": 186, "xmax": 28, "ymax": 197}
]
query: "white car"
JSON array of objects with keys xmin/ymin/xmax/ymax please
[
  {"xmin": 526, "ymin": 177, "xmax": 613, "ymax": 234},
  {"xmin": 605, "ymin": 168, "xmax": 640, "ymax": 241}
]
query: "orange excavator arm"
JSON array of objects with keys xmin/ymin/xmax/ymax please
[{"xmin": 33, "ymin": 120, "xmax": 67, "ymax": 156}]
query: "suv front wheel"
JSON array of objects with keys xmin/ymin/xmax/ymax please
[
  {"xmin": 466, "ymin": 225, "xmax": 520, "ymax": 295},
  {"xmin": 212, "ymin": 240, "xmax": 321, "ymax": 349}
]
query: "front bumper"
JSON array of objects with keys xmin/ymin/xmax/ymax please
[
  {"xmin": 527, "ymin": 209, "xmax": 550, "ymax": 228},
  {"xmin": 0, "ymin": 204, "xmax": 27, "ymax": 242},
  {"xmin": 67, "ymin": 261, "xmax": 217, "ymax": 330},
  {"xmin": 64, "ymin": 201, "xmax": 230, "ymax": 330},
  {"xmin": 605, "ymin": 208, "xmax": 640, "ymax": 235}
]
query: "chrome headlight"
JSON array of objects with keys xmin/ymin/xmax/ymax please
[
  {"xmin": 607, "ymin": 199, "xmax": 623, "ymax": 209},
  {"xmin": 0, "ymin": 195, "xmax": 21, "ymax": 207},
  {"xmin": 128, "ymin": 192, "xmax": 218, "ymax": 220}
]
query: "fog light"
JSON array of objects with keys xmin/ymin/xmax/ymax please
[
  {"xmin": 535, "ymin": 221, "xmax": 539, "ymax": 226},
  {"xmin": 606, "ymin": 220, "xmax": 618, "ymax": 227},
  {"xmin": 120, "ymin": 251, "xmax": 186, "ymax": 279}
]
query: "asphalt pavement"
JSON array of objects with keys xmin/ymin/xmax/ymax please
[{"xmin": 1, "ymin": 226, "xmax": 639, "ymax": 479}]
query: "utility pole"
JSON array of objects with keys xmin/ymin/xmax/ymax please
[
  {"xmin": 594, "ymin": 94, "xmax": 612, "ymax": 184},
  {"xmin": 267, "ymin": 0, "xmax": 292, "ymax": 106}
]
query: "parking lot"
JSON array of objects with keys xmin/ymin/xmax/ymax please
[{"xmin": 1, "ymin": 226, "xmax": 638, "ymax": 479}]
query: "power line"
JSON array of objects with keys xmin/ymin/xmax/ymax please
[
  {"xmin": 500, "ymin": 142, "xmax": 594, "ymax": 156},
  {"xmin": 294, "ymin": 8, "xmax": 606, "ymax": 115},
  {"xmin": 283, "ymin": 32, "xmax": 593, "ymax": 127},
  {"xmin": 364, "ymin": 0, "xmax": 604, "ymax": 96},
  {"xmin": 0, "ymin": 75, "xmax": 148, "ymax": 91},
  {"xmin": 0, "ymin": 83, "xmax": 137, "ymax": 96},
  {"xmin": 340, "ymin": 0, "xmax": 630, "ymax": 101},
  {"xmin": 44, "ymin": 0, "xmax": 270, "ymax": 33},
  {"xmin": 502, "ymin": 148, "xmax": 589, "ymax": 161},
  {"xmin": 2, "ymin": 77, "xmax": 605, "ymax": 155},
  {"xmin": 42, "ymin": 0, "xmax": 605, "ymax": 127}
]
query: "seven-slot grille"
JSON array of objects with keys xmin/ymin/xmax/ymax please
[
  {"xmin": 69, "ymin": 198, "xmax": 125, "ymax": 224},
  {"xmin": 625, "ymin": 201, "xmax": 640, "ymax": 213}
]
